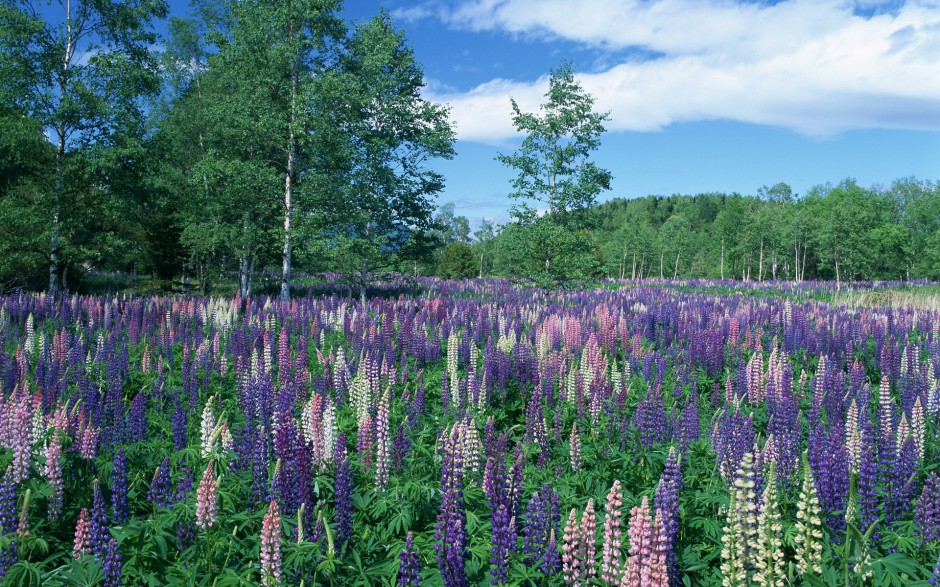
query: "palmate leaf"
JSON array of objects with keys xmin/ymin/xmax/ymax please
[{"xmin": 871, "ymin": 553, "xmax": 931, "ymax": 586}]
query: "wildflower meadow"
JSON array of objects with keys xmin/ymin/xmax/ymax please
[{"xmin": 0, "ymin": 278, "xmax": 937, "ymax": 586}]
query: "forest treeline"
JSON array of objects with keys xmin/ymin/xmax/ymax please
[
  {"xmin": 2, "ymin": 1, "xmax": 938, "ymax": 295},
  {"xmin": 460, "ymin": 177, "xmax": 940, "ymax": 284}
]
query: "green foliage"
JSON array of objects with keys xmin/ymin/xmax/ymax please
[{"xmin": 436, "ymin": 242, "xmax": 476, "ymax": 279}]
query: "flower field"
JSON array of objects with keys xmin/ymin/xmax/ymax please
[{"xmin": 0, "ymin": 279, "xmax": 938, "ymax": 586}]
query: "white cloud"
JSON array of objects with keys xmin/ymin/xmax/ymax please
[{"xmin": 413, "ymin": 0, "xmax": 940, "ymax": 142}]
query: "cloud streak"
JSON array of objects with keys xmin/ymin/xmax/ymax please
[{"xmin": 407, "ymin": 0, "xmax": 940, "ymax": 142}]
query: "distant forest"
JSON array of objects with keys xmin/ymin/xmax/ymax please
[{"xmin": 2, "ymin": 0, "xmax": 938, "ymax": 295}]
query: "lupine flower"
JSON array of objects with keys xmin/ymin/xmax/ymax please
[
  {"xmin": 917, "ymin": 472, "xmax": 940, "ymax": 543},
  {"xmin": 930, "ymin": 551, "xmax": 940, "ymax": 587},
  {"xmin": 0, "ymin": 539, "xmax": 17, "ymax": 580},
  {"xmin": 622, "ymin": 495, "xmax": 668, "ymax": 587},
  {"xmin": 794, "ymin": 455, "xmax": 824, "ymax": 576},
  {"xmin": 0, "ymin": 469, "xmax": 16, "ymax": 535},
  {"xmin": 570, "ymin": 424, "xmax": 582, "ymax": 473},
  {"xmin": 375, "ymin": 390, "xmax": 391, "ymax": 492},
  {"xmin": 435, "ymin": 427, "xmax": 468, "ymax": 587},
  {"xmin": 73, "ymin": 507, "xmax": 92, "ymax": 558},
  {"xmin": 753, "ymin": 464, "xmax": 785, "ymax": 587},
  {"xmin": 195, "ymin": 461, "xmax": 218, "ymax": 530},
  {"xmin": 260, "ymin": 499, "xmax": 282, "ymax": 587},
  {"xmin": 562, "ymin": 508, "xmax": 582, "ymax": 586},
  {"xmin": 578, "ymin": 498, "xmax": 597, "ymax": 583},
  {"xmin": 398, "ymin": 531, "xmax": 421, "ymax": 587},
  {"xmin": 199, "ymin": 396, "xmax": 217, "ymax": 458},
  {"xmin": 601, "ymin": 480, "xmax": 624, "ymax": 584},
  {"xmin": 334, "ymin": 433, "xmax": 354, "ymax": 547},
  {"xmin": 44, "ymin": 439, "xmax": 63, "ymax": 520},
  {"xmin": 90, "ymin": 479, "xmax": 109, "ymax": 560},
  {"xmin": 720, "ymin": 452, "xmax": 758, "ymax": 587},
  {"xmin": 103, "ymin": 537, "xmax": 122, "ymax": 587},
  {"xmin": 654, "ymin": 447, "xmax": 682, "ymax": 585},
  {"xmin": 489, "ymin": 503, "xmax": 514, "ymax": 585},
  {"xmin": 111, "ymin": 449, "xmax": 128, "ymax": 524},
  {"xmin": 522, "ymin": 485, "xmax": 561, "ymax": 574},
  {"xmin": 148, "ymin": 457, "xmax": 172, "ymax": 509}
]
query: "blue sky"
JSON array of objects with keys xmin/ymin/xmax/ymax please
[{"xmin": 176, "ymin": 0, "xmax": 939, "ymax": 227}]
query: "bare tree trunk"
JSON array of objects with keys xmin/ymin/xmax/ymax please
[
  {"xmin": 758, "ymin": 239, "xmax": 764, "ymax": 282},
  {"xmin": 835, "ymin": 254, "xmax": 841, "ymax": 291},
  {"xmin": 673, "ymin": 252, "xmax": 680, "ymax": 280},
  {"xmin": 631, "ymin": 251, "xmax": 637, "ymax": 280},
  {"xmin": 660, "ymin": 250, "xmax": 664, "ymax": 280},
  {"xmin": 720, "ymin": 239, "xmax": 725, "ymax": 280},
  {"xmin": 280, "ymin": 58, "xmax": 298, "ymax": 302},
  {"xmin": 479, "ymin": 253, "xmax": 484, "ymax": 278}
]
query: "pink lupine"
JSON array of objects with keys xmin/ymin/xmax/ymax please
[
  {"xmin": 80, "ymin": 425, "xmax": 99, "ymax": 461},
  {"xmin": 601, "ymin": 480, "xmax": 624, "ymax": 584},
  {"xmin": 195, "ymin": 461, "xmax": 218, "ymax": 530},
  {"xmin": 562, "ymin": 508, "xmax": 582, "ymax": 586},
  {"xmin": 73, "ymin": 507, "xmax": 91, "ymax": 558},
  {"xmin": 579, "ymin": 499, "xmax": 597, "ymax": 582},
  {"xmin": 621, "ymin": 496, "xmax": 668, "ymax": 587},
  {"xmin": 45, "ymin": 439, "xmax": 63, "ymax": 520},
  {"xmin": 570, "ymin": 424, "xmax": 582, "ymax": 473},
  {"xmin": 260, "ymin": 500, "xmax": 281, "ymax": 586}
]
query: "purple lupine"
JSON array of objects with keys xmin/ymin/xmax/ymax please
[
  {"xmin": 931, "ymin": 551, "xmax": 940, "ymax": 587},
  {"xmin": 0, "ymin": 540, "xmax": 16, "ymax": 580},
  {"xmin": 398, "ymin": 531, "xmax": 421, "ymax": 587},
  {"xmin": 334, "ymin": 432, "xmax": 354, "ymax": 547},
  {"xmin": 522, "ymin": 486, "xmax": 561, "ymax": 575},
  {"xmin": 102, "ymin": 537, "xmax": 122, "ymax": 587},
  {"xmin": 917, "ymin": 472, "xmax": 940, "ymax": 543},
  {"xmin": 435, "ymin": 427, "xmax": 468, "ymax": 587},
  {"xmin": 172, "ymin": 399, "xmax": 188, "ymax": 452},
  {"xmin": 90, "ymin": 479, "xmax": 109, "ymax": 560},
  {"xmin": 111, "ymin": 449, "xmax": 128, "ymax": 524},
  {"xmin": 808, "ymin": 425, "xmax": 848, "ymax": 537},
  {"xmin": 490, "ymin": 504, "xmax": 514, "ymax": 585},
  {"xmin": 0, "ymin": 469, "xmax": 16, "ymax": 535},
  {"xmin": 148, "ymin": 457, "xmax": 172, "ymax": 509},
  {"xmin": 654, "ymin": 447, "xmax": 682, "ymax": 585}
]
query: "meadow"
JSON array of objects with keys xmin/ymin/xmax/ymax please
[{"xmin": 0, "ymin": 278, "xmax": 937, "ymax": 586}]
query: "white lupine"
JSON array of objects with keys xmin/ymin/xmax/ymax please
[
  {"xmin": 753, "ymin": 465, "xmax": 785, "ymax": 587},
  {"xmin": 200, "ymin": 396, "xmax": 217, "ymax": 458},
  {"xmin": 794, "ymin": 457, "xmax": 824, "ymax": 575},
  {"xmin": 896, "ymin": 413, "xmax": 910, "ymax": 456},
  {"xmin": 322, "ymin": 402, "xmax": 336, "ymax": 465},
  {"xmin": 912, "ymin": 396, "xmax": 925, "ymax": 462},
  {"xmin": 846, "ymin": 400, "xmax": 861, "ymax": 474}
]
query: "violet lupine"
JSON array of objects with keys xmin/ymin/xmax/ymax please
[
  {"xmin": 148, "ymin": 457, "xmax": 172, "ymax": 509},
  {"xmin": 0, "ymin": 540, "xmax": 16, "ymax": 580},
  {"xmin": 73, "ymin": 507, "xmax": 92, "ymax": 559},
  {"xmin": 435, "ymin": 427, "xmax": 468, "ymax": 587},
  {"xmin": 621, "ymin": 496, "xmax": 668, "ymax": 587},
  {"xmin": 195, "ymin": 461, "xmax": 218, "ymax": 530},
  {"xmin": 916, "ymin": 472, "xmax": 940, "ymax": 543},
  {"xmin": 522, "ymin": 485, "xmax": 561, "ymax": 575},
  {"xmin": 654, "ymin": 447, "xmax": 682, "ymax": 586},
  {"xmin": 111, "ymin": 448, "xmax": 128, "ymax": 524},
  {"xmin": 334, "ymin": 433, "xmax": 354, "ymax": 547},
  {"xmin": 90, "ymin": 479, "xmax": 109, "ymax": 560},
  {"xmin": 103, "ymin": 537, "xmax": 122, "ymax": 587},
  {"xmin": 260, "ymin": 499, "xmax": 282, "ymax": 587},
  {"xmin": 398, "ymin": 531, "xmax": 421, "ymax": 587},
  {"xmin": 44, "ymin": 438, "xmax": 63, "ymax": 520},
  {"xmin": 489, "ymin": 504, "xmax": 514, "ymax": 585},
  {"xmin": 0, "ymin": 469, "xmax": 16, "ymax": 535},
  {"xmin": 601, "ymin": 480, "xmax": 624, "ymax": 584}
]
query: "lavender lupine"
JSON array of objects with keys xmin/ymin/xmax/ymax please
[
  {"xmin": 90, "ymin": 479, "xmax": 109, "ymax": 560},
  {"xmin": 654, "ymin": 447, "xmax": 682, "ymax": 585},
  {"xmin": 398, "ymin": 531, "xmax": 421, "ymax": 587},
  {"xmin": 103, "ymin": 537, "xmax": 122, "ymax": 587},
  {"xmin": 601, "ymin": 480, "xmax": 624, "ymax": 584},
  {"xmin": 917, "ymin": 472, "xmax": 940, "ymax": 543},
  {"xmin": 260, "ymin": 500, "xmax": 282, "ymax": 587},
  {"xmin": 334, "ymin": 433, "xmax": 354, "ymax": 547},
  {"xmin": 111, "ymin": 448, "xmax": 128, "ymax": 524},
  {"xmin": 44, "ymin": 438, "xmax": 63, "ymax": 520},
  {"xmin": 435, "ymin": 427, "xmax": 468, "ymax": 587},
  {"xmin": 570, "ymin": 423, "xmax": 582, "ymax": 473},
  {"xmin": 148, "ymin": 457, "xmax": 172, "ymax": 509}
]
